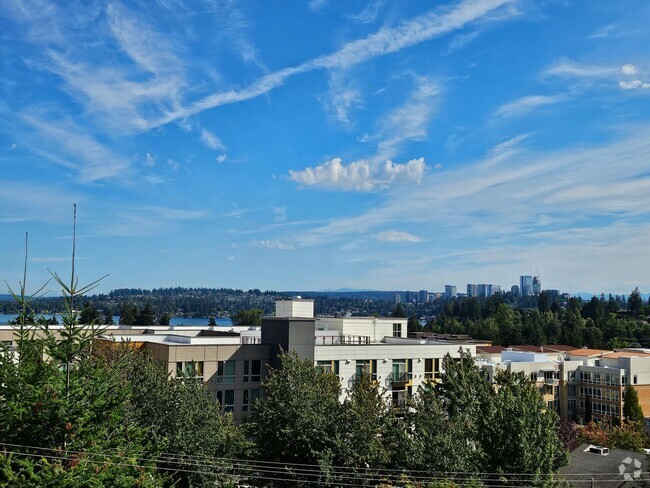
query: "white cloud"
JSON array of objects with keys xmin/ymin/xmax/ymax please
[
  {"xmin": 19, "ymin": 112, "xmax": 132, "ymax": 183},
  {"xmin": 622, "ymin": 64, "xmax": 638, "ymax": 76},
  {"xmin": 434, "ymin": 163, "xmax": 443, "ymax": 169},
  {"xmin": 372, "ymin": 75, "xmax": 439, "ymax": 163},
  {"xmin": 494, "ymin": 94, "xmax": 566, "ymax": 118},
  {"xmin": 200, "ymin": 129, "xmax": 225, "ymax": 150},
  {"xmin": 10, "ymin": 143, "xmax": 17, "ymax": 150},
  {"xmin": 167, "ymin": 158, "xmax": 179, "ymax": 171},
  {"xmin": 216, "ymin": 154, "xmax": 228, "ymax": 163},
  {"xmin": 372, "ymin": 230, "xmax": 422, "ymax": 243},
  {"xmin": 30, "ymin": 256, "xmax": 76, "ymax": 263},
  {"xmin": 322, "ymin": 71, "xmax": 362, "ymax": 126},
  {"xmin": 545, "ymin": 60, "xmax": 619, "ymax": 78},
  {"xmin": 619, "ymin": 80, "xmax": 650, "ymax": 90},
  {"xmin": 347, "ymin": 0, "xmax": 385, "ymax": 24},
  {"xmin": 258, "ymin": 240, "xmax": 294, "ymax": 250},
  {"xmin": 147, "ymin": 0, "xmax": 515, "ymax": 127},
  {"xmin": 289, "ymin": 157, "xmax": 426, "ymax": 192},
  {"xmin": 308, "ymin": 0, "xmax": 328, "ymax": 12},
  {"xmin": 145, "ymin": 152, "xmax": 155, "ymax": 166}
]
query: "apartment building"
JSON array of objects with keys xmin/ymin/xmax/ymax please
[
  {"xmin": 0, "ymin": 298, "xmax": 475, "ymax": 422},
  {"xmin": 479, "ymin": 345, "xmax": 650, "ymax": 424}
]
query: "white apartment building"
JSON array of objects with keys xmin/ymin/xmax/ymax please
[{"xmin": 478, "ymin": 346, "xmax": 650, "ymax": 424}]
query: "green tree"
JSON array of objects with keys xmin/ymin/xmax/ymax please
[
  {"xmin": 537, "ymin": 291, "xmax": 551, "ymax": 313},
  {"xmin": 231, "ymin": 308, "xmax": 263, "ymax": 326},
  {"xmin": 391, "ymin": 302, "xmax": 406, "ymax": 318},
  {"xmin": 249, "ymin": 351, "xmax": 342, "ymax": 485},
  {"xmin": 119, "ymin": 302, "xmax": 138, "ymax": 325},
  {"xmin": 136, "ymin": 301, "xmax": 156, "ymax": 326},
  {"xmin": 627, "ymin": 287, "xmax": 644, "ymax": 317},
  {"xmin": 79, "ymin": 301, "xmax": 99, "ymax": 325},
  {"xmin": 407, "ymin": 312, "xmax": 420, "ymax": 333},
  {"xmin": 105, "ymin": 346, "xmax": 247, "ymax": 487},
  {"xmin": 158, "ymin": 311, "xmax": 172, "ymax": 326},
  {"xmin": 208, "ymin": 316, "xmax": 217, "ymax": 326},
  {"xmin": 0, "ymin": 209, "xmax": 163, "ymax": 486},
  {"xmin": 623, "ymin": 385, "xmax": 645, "ymax": 425},
  {"xmin": 483, "ymin": 370, "xmax": 568, "ymax": 483},
  {"xmin": 338, "ymin": 372, "xmax": 394, "ymax": 472}
]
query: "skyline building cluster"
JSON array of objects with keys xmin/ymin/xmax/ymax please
[{"xmin": 395, "ymin": 274, "xmax": 554, "ymax": 304}]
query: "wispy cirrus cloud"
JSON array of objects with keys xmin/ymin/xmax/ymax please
[
  {"xmin": 494, "ymin": 94, "xmax": 566, "ymax": 118},
  {"xmin": 148, "ymin": 0, "xmax": 516, "ymax": 127},
  {"xmin": 372, "ymin": 230, "xmax": 422, "ymax": 243},
  {"xmin": 274, "ymin": 124, "xmax": 650, "ymax": 287},
  {"xmin": 200, "ymin": 129, "xmax": 225, "ymax": 150},
  {"xmin": 544, "ymin": 60, "xmax": 650, "ymax": 93}
]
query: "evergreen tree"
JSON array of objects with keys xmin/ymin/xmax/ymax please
[
  {"xmin": 623, "ymin": 385, "xmax": 645, "ymax": 426},
  {"xmin": 391, "ymin": 302, "xmax": 406, "ymax": 318},
  {"xmin": 249, "ymin": 351, "xmax": 342, "ymax": 484},
  {"xmin": 627, "ymin": 287, "xmax": 644, "ymax": 317}
]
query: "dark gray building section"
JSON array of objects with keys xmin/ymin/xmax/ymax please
[
  {"xmin": 560, "ymin": 443, "xmax": 649, "ymax": 487},
  {"xmin": 261, "ymin": 317, "xmax": 316, "ymax": 369}
]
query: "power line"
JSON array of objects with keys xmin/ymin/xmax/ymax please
[{"xmin": 0, "ymin": 442, "xmax": 635, "ymax": 485}]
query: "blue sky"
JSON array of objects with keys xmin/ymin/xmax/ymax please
[{"xmin": 1, "ymin": 0, "xmax": 650, "ymax": 295}]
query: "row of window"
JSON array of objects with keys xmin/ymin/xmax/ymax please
[
  {"xmin": 579, "ymin": 371, "xmax": 632, "ymax": 386},
  {"xmin": 216, "ymin": 388, "xmax": 261, "ymax": 413},
  {"xmin": 579, "ymin": 400, "xmax": 620, "ymax": 416},
  {"xmin": 175, "ymin": 360, "xmax": 262, "ymax": 383},
  {"xmin": 579, "ymin": 386, "xmax": 620, "ymax": 402}
]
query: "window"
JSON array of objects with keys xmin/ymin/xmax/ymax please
[
  {"xmin": 176, "ymin": 361, "xmax": 204, "ymax": 380},
  {"xmin": 530, "ymin": 372, "xmax": 538, "ymax": 382},
  {"xmin": 568, "ymin": 385, "xmax": 576, "ymax": 397},
  {"xmin": 568, "ymin": 399, "xmax": 576, "ymax": 412},
  {"xmin": 244, "ymin": 360, "xmax": 261, "ymax": 383},
  {"xmin": 392, "ymin": 359, "xmax": 411, "ymax": 383},
  {"xmin": 316, "ymin": 360, "xmax": 339, "ymax": 375},
  {"xmin": 217, "ymin": 360, "xmax": 236, "ymax": 384},
  {"xmin": 355, "ymin": 360, "xmax": 377, "ymax": 380},
  {"xmin": 393, "ymin": 323, "xmax": 402, "ymax": 337},
  {"xmin": 634, "ymin": 375, "xmax": 638, "ymax": 385},
  {"xmin": 216, "ymin": 390, "xmax": 235, "ymax": 413},
  {"xmin": 243, "ymin": 388, "xmax": 261, "ymax": 412}
]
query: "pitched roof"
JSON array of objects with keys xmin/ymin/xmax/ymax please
[
  {"xmin": 560, "ymin": 443, "xmax": 649, "ymax": 487},
  {"xmin": 567, "ymin": 348, "xmax": 613, "ymax": 357},
  {"xmin": 543, "ymin": 344, "xmax": 576, "ymax": 352},
  {"xmin": 476, "ymin": 345, "xmax": 507, "ymax": 354},
  {"xmin": 603, "ymin": 351, "xmax": 650, "ymax": 359}
]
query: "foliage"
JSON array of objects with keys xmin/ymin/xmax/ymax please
[
  {"xmin": 0, "ymin": 214, "xmax": 163, "ymax": 486},
  {"xmin": 623, "ymin": 385, "xmax": 645, "ymax": 425},
  {"xmin": 391, "ymin": 303, "xmax": 406, "ymax": 318},
  {"xmin": 100, "ymin": 345, "xmax": 248, "ymax": 487},
  {"xmin": 248, "ymin": 351, "xmax": 343, "ymax": 485},
  {"xmin": 230, "ymin": 308, "xmax": 264, "ymax": 326},
  {"xmin": 579, "ymin": 422, "xmax": 648, "ymax": 452},
  {"xmin": 338, "ymin": 372, "xmax": 395, "ymax": 471}
]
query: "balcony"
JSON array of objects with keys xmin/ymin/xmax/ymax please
[
  {"xmin": 348, "ymin": 373, "xmax": 378, "ymax": 389},
  {"xmin": 544, "ymin": 378, "xmax": 559, "ymax": 385},
  {"xmin": 388, "ymin": 371, "xmax": 412, "ymax": 385}
]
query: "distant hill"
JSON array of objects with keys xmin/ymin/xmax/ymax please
[{"xmin": 282, "ymin": 290, "xmax": 399, "ymax": 300}]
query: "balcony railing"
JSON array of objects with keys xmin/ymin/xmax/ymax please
[
  {"xmin": 388, "ymin": 371, "xmax": 411, "ymax": 384},
  {"xmin": 315, "ymin": 335, "xmax": 371, "ymax": 345},
  {"xmin": 544, "ymin": 378, "xmax": 558, "ymax": 385}
]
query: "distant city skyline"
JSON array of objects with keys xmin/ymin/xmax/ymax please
[{"xmin": 1, "ymin": 1, "xmax": 650, "ymax": 295}]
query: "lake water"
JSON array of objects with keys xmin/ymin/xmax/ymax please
[{"xmin": 0, "ymin": 314, "xmax": 232, "ymax": 327}]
